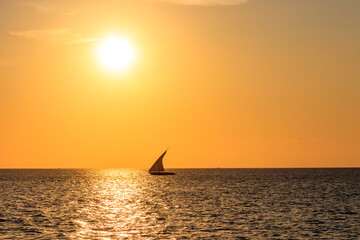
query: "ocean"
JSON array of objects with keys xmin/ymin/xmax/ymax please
[{"xmin": 0, "ymin": 168, "xmax": 359, "ymax": 239}]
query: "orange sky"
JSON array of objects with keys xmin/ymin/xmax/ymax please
[{"xmin": 0, "ymin": 0, "xmax": 359, "ymax": 168}]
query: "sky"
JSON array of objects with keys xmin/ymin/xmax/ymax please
[{"xmin": 0, "ymin": 0, "xmax": 359, "ymax": 168}]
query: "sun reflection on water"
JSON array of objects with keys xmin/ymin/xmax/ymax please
[
  {"xmin": 1, "ymin": 169, "xmax": 359, "ymax": 239},
  {"xmin": 70, "ymin": 169, "xmax": 150, "ymax": 239}
]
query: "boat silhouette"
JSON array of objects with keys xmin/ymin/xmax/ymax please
[{"xmin": 149, "ymin": 149, "xmax": 175, "ymax": 175}]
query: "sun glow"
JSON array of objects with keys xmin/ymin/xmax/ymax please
[{"xmin": 97, "ymin": 35, "xmax": 137, "ymax": 73}]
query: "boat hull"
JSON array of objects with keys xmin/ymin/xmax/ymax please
[{"xmin": 149, "ymin": 172, "xmax": 175, "ymax": 175}]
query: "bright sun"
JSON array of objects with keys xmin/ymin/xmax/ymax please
[{"xmin": 97, "ymin": 35, "xmax": 137, "ymax": 73}]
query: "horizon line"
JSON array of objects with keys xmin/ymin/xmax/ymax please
[{"xmin": 0, "ymin": 167, "xmax": 359, "ymax": 170}]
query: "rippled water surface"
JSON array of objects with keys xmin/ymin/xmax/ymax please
[{"xmin": 0, "ymin": 168, "xmax": 359, "ymax": 239}]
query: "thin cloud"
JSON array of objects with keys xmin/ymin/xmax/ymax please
[
  {"xmin": 20, "ymin": 1, "xmax": 53, "ymax": 13},
  {"xmin": 19, "ymin": 1, "xmax": 77, "ymax": 15},
  {"xmin": 10, "ymin": 28, "xmax": 96, "ymax": 45},
  {"xmin": 159, "ymin": 0, "xmax": 248, "ymax": 5},
  {"xmin": 65, "ymin": 10, "xmax": 78, "ymax": 16}
]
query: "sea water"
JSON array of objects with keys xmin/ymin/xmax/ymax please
[{"xmin": 0, "ymin": 168, "xmax": 359, "ymax": 239}]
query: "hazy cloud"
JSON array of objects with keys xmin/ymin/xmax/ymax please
[
  {"xmin": 65, "ymin": 10, "xmax": 78, "ymax": 16},
  {"xmin": 10, "ymin": 28, "xmax": 95, "ymax": 45},
  {"xmin": 20, "ymin": 1, "xmax": 53, "ymax": 13},
  {"xmin": 159, "ymin": 0, "xmax": 248, "ymax": 5},
  {"xmin": 19, "ymin": 1, "xmax": 78, "ymax": 15}
]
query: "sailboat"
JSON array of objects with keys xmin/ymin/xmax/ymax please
[{"xmin": 149, "ymin": 149, "xmax": 175, "ymax": 175}]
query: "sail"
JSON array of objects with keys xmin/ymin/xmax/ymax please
[{"xmin": 149, "ymin": 150, "xmax": 167, "ymax": 172}]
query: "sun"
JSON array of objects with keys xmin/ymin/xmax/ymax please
[{"xmin": 97, "ymin": 35, "xmax": 137, "ymax": 73}]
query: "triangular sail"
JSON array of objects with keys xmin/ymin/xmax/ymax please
[{"xmin": 149, "ymin": 150, "xmax": 167, "ymax": 172}]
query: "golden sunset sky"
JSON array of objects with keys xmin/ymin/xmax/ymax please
[{"xmin": 0, "ymin": 0, "xmax": 359, "ymax": 168}]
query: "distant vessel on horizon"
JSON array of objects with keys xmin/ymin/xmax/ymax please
[{"xmin": 149, "ymin": 149, "xmax": 175, "ymax": 175}]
